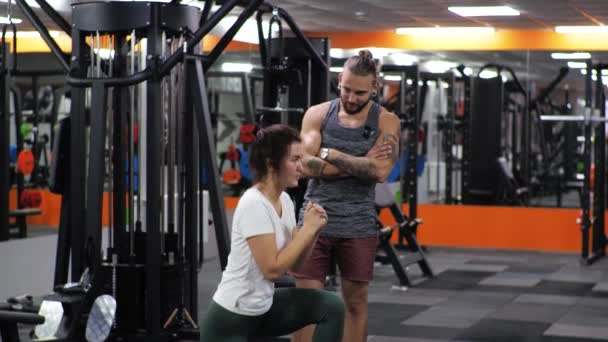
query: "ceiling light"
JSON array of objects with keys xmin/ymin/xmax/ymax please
[
  {"xmin": 0, "ymin": 17, "xmax": 22, "ymax": 24},
  {"xmin": 330, "ymin": 66, "xmax": 343, "ymax": 73},
  {"xmin": 448, "ymin": 6, "xmax": 519, "ymax": 17},
  {"xmin": 383, "ymin": 75, "xmax": 402, "ymax": 82},
  {"xmin": 551, "ymin": 52, "xmax": 591, "ymax": 59},
  {"xmin": 567, "ymin": 61, "xmax": 587, "ymax": 68},
  {"xmin": 580, "ymin": 69, "xmax": 608, "ymax": 76},
  {"xmin": 479, "ymin": 70, "xmax": 498, "ymax": 79},
  {"xmin": 463, "ymin": 67, "xmax": 473, "ymax": 76},
  {"xmin": 555, "ymin": 26, "xmax": 608, "ymax": 34},
  {"xmin": 423, "ymin": 61, "xmax": 457, "ymax": 73},
  {"xmin": 330, "ymin": 48, "xmax": 346, "ymax": 59},
  {"xmin": 396, "ymin": 27, "xmax": 495, "ymax": 35},
  {"xmin": 387, "ymin": 52, "xmax": 417, "ymax": 66},
  {"xmin": 221, "ymin": 62, "xmax": 253, "ymax": 73}
]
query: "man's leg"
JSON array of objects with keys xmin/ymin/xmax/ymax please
[
  {"xmin": 335, "ymin": 236, "xmax": 377, "ymax": 342},
  {"xmin": 340, "ymin": 279, "xmax": 369, "ymax": 342}
]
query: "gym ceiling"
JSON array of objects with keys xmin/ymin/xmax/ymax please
[{"xmin": 5, "ymin": 0, "xmax": 608, "ymax": 84}]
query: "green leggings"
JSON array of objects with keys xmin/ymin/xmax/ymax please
[{"xmin": 199, "ymin": 288, "xmax": 344, "ymax": 342}]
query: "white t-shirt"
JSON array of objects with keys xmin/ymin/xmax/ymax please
[{"xmin": 212, "ymin": 187, "xmax": 296, "ymax": 316}]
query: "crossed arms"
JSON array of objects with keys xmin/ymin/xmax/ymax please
[{"xmin": 300, "ymin": 102, "xmax": 401, "ymax": 183}]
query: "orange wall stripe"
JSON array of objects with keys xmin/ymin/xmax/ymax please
[
  {"xmin": 9, "ymin": 35, "xmax": 72, "ymax": 53},
  {"xmin": 309, "ymin": 29, "xmax": 608, "ymax": 51},
  {"xmin": 11, "ymin": 189, "xmax": 606, "ymax": 253},
  {"xmin": 202, "ymin": 35, "xmax": 258, "ymax": 52},
  {"xmin": 9, "ymin": 190, "xmax": 240, "ymax": 228},
  {"xmin": 12, "ymin": 29, "xmax": 608, "ymax": 53},
  {"xmin": 379, "ymin": 204, "xmax": 603, "ymax": 253},
  {"xmin": 8, "ymin": 34, "xmax": 253, "ymax": 54}
]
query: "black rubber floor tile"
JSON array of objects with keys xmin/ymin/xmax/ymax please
[
  {"xmin": 529, "ymin": 281, "xmax": 595, "ymax": 296},
  {"xmin": 416, "ymin": 270, "xmax": 495, "ymax": 291},
  {"xmin": 368, "ymin": 302, "xmax": 429, "ymax": 337},
  {"xmin": 455, "ymin": 318, "xmax": 551, "ymax": 342}
]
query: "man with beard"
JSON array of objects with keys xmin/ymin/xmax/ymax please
[{"xmin": 291, "ymin": 50, "xmax": 400, "ymax": 342}]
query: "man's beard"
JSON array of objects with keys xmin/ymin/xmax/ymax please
[{"xmin": 341, "ymin": 97, "xmax": 371, "ymax": 115}]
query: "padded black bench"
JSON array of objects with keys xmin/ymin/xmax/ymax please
[
  {"xmin": 9, "ymin": 208, "xmax": 42, "ymax": 239},
  {"xmin": 0, "ymin": 308, "xmax": 45, "ymax": 342}
]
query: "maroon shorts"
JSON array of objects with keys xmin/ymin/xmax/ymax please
[{"xmin": 291, "ymin": 235, "xmax": 378, "ymax": 283}]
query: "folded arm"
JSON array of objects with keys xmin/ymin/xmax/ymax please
[
  {"xmin": 299, "ymin": 103, "xmax": 349, "ymax": 179},
  {"xmin": 325, "ymin": 110, "xmax": 401, "ymax": 183}
]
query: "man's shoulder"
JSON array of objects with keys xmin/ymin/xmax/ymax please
[
  {"xmin": 307, "ymin": 101, "xmax": 333, "ymax": 115},
  {"xmin": 378, "ymin": 106, "xmax": 400, "ymax": 125},
  {"xmin": 303, "ymin": 101, "xmax": 333, "ymax": 124}
]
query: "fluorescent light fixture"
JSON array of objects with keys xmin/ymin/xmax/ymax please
[
  {"xmin": 330, "ymin": 66, "xmax": 343, "ymax": 73},
  {"xmin": 540, "ymin": 115, "xmax": 585, "ymax": 122},
  {"xmin": 551, "ymin": 52, "xmax": 591, "ymax": 59},
  {"xmin": 580, "ymin": 69, "xmax": 608, "ymax": 76},
  {"xmin": 330, "ymin": 48, "xmax": 346, "ymax": 59},
  {"xmin": 423, "ymin": 61, "xmax": 457, "ymax": 73},
  {"xmin": 396, "ymin": 26, "xmax": 495, "ymax": 35},
  {"xmin": 479, "ymin": 70, "xmax": 498, "ymax": 79},
  {"xmin": 387, "ymin": 52, "xmax": 417, "ymax": 66},
  {"xmin": 568, "ymin": 61, "xmax": 588, "ymax": 68},
  {"xmin": 0, "ymin": 17, "xmax": 22, "ymax": 24},
  {"xmin": 221, "ymin": 62, "xmax": 253, "ymax": 73},
  {"xmin": 383, "ymin": 75, "xmax": 402, "ymax": 82},
  {"xmin": 555, "ymin": 26, "xmax": 608, "ymax": 34},
  {"xmin": 448, "ymin": 6, "xmax": 519, "ymax": 17}
]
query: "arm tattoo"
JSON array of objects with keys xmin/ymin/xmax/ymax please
[
  {"xmin": 330, "ymin": 155, "xmax": 377, "ymax": 182},
  {"xmin": 307, "ymin": 158, "xmax": 326, "ymax": 177},
  {"xmin": 383, "ymin": 133, "xmax": 400, "ymax": 162}
]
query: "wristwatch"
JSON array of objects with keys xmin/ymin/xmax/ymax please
[{"xmin": 319, "ymin": 147, "xmax": 330, "ymax": 160}]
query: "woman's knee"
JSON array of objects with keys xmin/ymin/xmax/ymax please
[{"xmin": 321, "ymin": 292, "xmax": 345, "ymax": 318}]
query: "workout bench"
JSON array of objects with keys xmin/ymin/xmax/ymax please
[
  {"xmin": 0, "ymin": 303, "xmax": 45, "ymax": 342},
  {"xmin": 375, "ymin": 184, "xmax": 434, "ymax": 287},
  {"xmin": 8, "ymin": 208, "xmax": 42, "ymax": 239}
]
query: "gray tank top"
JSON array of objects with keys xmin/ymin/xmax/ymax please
[{"xmin": 299, "ymin": 99, "xmax": 380, "ymax": 238}]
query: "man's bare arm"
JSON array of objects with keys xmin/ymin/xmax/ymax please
[
  {"xmin": 301, "ymin": 154, "xmax": 348, "ymax": 178},
  {"xmin": 299, "ymin": 103, "xmax": 348, "ymax": 178},
  {"xmin": 324, "ymin": 150, "xmax": 378, "ymax": 182},
  {"xmin": 325, "ymin": 110, "xmax": 400, "ymax": 183}
]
